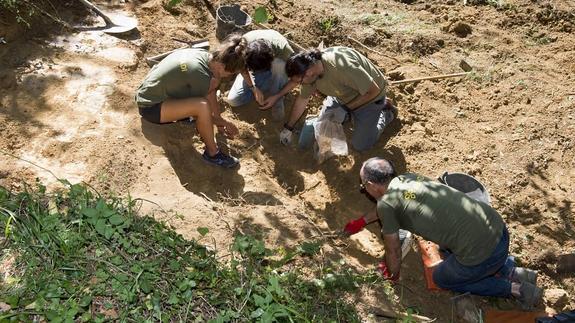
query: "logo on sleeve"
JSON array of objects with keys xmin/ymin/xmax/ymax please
[{"xmin": 180, "ymin": 63, "xmax": 188, "ymax": 72}]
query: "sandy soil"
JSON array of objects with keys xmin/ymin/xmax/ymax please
[{"xmin": 1, "ymin": 0, "xmax": 574, "ymax": 321}]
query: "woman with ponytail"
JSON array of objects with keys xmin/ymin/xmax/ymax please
[
  {"xmin": 135, "ymin": 35, "xmax": 247, "ymax": 168},
  {"xmin": 281, "ymin": 47, "xmax": 397, "ymax": 152},
  {"xmin": 226, "ymin": 29, "xmax": 298, "ymax": 121}
]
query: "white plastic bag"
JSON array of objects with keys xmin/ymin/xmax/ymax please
[{"xmin": 313, "ymin": 119, "xmax": 348, "ymax": 164}]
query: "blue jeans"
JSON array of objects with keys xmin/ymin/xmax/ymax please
[
  {"xmin": 433, "ymin": 227, "xmax": 514, "ymax": 297},
  {"xmin": 318, "ymin": 96, "xmax": 394, "ymax": 151},
  {"xmin": 227, "ymin": 58, "xmax": 288, "ymax": 108}
]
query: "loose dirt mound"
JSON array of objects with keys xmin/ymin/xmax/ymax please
[{"xmin": 1, "ymin": 0, "xmax": 574, "ymax": 320}]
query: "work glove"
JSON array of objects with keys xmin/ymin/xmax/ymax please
[
  {"xmin": 378, "ymin": 262, "xmax": 399, "ymax": 282},
  {"xmin": 280, "ymin": 128, "xmax": 292, "ymax": 146},
  {"xmin": 343, "ymin": 216, "xmax": 367, "ymax": 236}
]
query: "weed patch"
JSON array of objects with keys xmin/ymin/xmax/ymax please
[{"xmin": 0, "ymin": 181, "xmax": 385, "ymax": 321}]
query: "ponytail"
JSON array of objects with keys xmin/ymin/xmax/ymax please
[
  {"xmin": 285, "ymin": 48, "xmax": 322, "ymax": 78},
  {"xmin": 211, "ymin": 33, "xmax": 247, "ymax": 73}
]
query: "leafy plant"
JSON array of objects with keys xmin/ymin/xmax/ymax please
[
  {"xmin": 253, "ymin": 6, "xmax": 273, "ymax": 24},
  {"xmin": 167, "ymin": 0, "xmax": 183, "ymax": 6},
  {"xmin": 319, "ymin": 16, "xmax": 339, "ymax": 33},
  {"xmin": 0, "ymin": 181, "xmax": 385, "ymax": 321}
]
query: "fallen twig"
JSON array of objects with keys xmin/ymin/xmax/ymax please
[
  {"xmin": 390, "ymin": 72, "xmax": 469, "ymax": 85},
  {"xmin": 297, "ymin": 181, "xmax": 321, "ymax": 196},
  {"xmin": 199, "ymin": 192, "xmax": 214, "ymax": 203},
  {"xmin": 0, "ymin": 149, "xmax": 61, "ymax": 181},
  {"xmin": 372, "ymin": 309, "xmax": 436, "ymax": 322},
  {"xmin": 347, "ymin": 36, "xmax": 400, "ymax": 63}
]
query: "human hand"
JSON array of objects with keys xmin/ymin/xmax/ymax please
[
  {"xmin": 377, "ymin": 262, "xmax": 399, "ymax": 282},
  {"xmin": 260, "ymin": 95, "xmax": 279, "ymax": 110},
  {"xmin": 279, "ymin": 128, "xmax": 292, "ymax": 146},
  {"xmin": 252, "ymin": 86, "xmax": 265, "ymax": 106},
  {"xmin": 343, "ymin": 216, "xmax": 367, "ymax": 236}
]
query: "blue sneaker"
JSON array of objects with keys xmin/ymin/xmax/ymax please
[{"xmin": 202, "ymin": 150, "xmax": 239, "ymax": 168}]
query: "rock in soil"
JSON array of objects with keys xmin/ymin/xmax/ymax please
[{"xmin": 544, "ymin": 288, "xmax": 569, "ymax": 309}]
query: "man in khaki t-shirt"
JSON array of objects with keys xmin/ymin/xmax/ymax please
[
  {"xmin": 280, "ymin": 47, "xmax": 397, "ymax": 151},
  {"xmin": 342, "ymin": 157, "xmax": 542, "ymax": 310}
]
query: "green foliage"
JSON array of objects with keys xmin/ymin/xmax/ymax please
[
  {"xmin": 253, "ymin": 6, "xmax": 273, "ymax": 24},
  {"xmin": 0, "ymin": 182, "xmax": 383, "ymax": 321},
  {"xmin": 318, "ymin": 16, "xmax": 339, "ymax": 34},
  {"xmin": 166, "ymin": 0, "xmax": 183, "ymax": 8},
  {"xmin": 0, "ymin": 0, "xmax": 37, "ymax": 27}
]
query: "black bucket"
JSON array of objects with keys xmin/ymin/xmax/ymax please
[
  {"xmin": 215, "ymin": 5, "xmax": 252, "ymax": 40},
  {"xmin": 438, "ymin": 172, "xmax": 491, "ymax": 205}
]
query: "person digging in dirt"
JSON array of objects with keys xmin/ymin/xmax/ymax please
[
  {"xmin": 135, "ymin": 35, "xmax": 246, "ymax": 168},
  {"xmin": 226, "ymin": 29, "xmax": 298, "ymax": 121},
  {"xmin": 344, "ymin": 157, "xmax": 543, "ymax": 310},
  {"xmin": 280, "ymin": 47, "xmax": 397, "ymax": 151}
]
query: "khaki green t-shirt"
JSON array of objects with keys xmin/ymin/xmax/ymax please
[
  {"xmin": 377, "ymin": 173, "xmax": 505, "ymax": 266},
  {"xmin": 243, "ymin": 29, "xmax": 294, "ymax": 62},
  {"xmin": 135, "ymin": 48, "xmax": 212, "ymax": 108},
  {"xmin": 300, "ymin": 46, "xmax": 387, "ymax": 105}
]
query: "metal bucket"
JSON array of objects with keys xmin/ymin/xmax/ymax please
[
  {"xmin": 215, "ymin": 5, "xmax": 251, "ymax": 40},
  {"xmin": 438, "ymin": 172, "xmax": 491, "ymax": 205}
]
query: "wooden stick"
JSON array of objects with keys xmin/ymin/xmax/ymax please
[
  {"xmin": 389, "ymin": 72, "xmax": 469, "ymax": 85},
  {"xmin": 347, "ymin": 36, "xmax": 400, "ymax": 63},
  {"xmin": 253, "ymin": 22, "xmax": 306, "ymax": 51},
  {"xmin": 372, "ymin": 309, "xmax": 435, "ymax": 322}
]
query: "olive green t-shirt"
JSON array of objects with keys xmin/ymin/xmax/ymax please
[
  {"xmin": 243, "ymin": 29, "xmax": 294, "ymax": 62},
  {"xmin": 377, "ymin": 173, "xmax": 505, "ymax": 266},
  {"xmin": 135, "ymin": 48, "xmax": 212, "ymax": 108},
  {"xmin": 300, "ymin": 46, "xmax": 387, "ymax": 105}
]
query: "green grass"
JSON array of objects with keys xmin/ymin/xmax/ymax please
[
  {"xmin": 318, "ymin": 16, "xmax": 339, "ymax": 34},
  {"xmin": 0, "ymin": 180, "xmax": 386, "ymax": 322}
]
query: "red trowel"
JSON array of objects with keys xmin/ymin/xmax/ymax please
[{"xmin": 77, "ymin": 0, "xmax": 138, "ymax": 34}]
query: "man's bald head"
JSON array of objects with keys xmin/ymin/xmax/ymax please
[{"xmin": 360, "ymin": 157, "xmax": 397, "ymax": 185}]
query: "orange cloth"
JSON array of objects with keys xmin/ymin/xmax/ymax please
[
  {"xmin": 484, "ymin": 309, "xmax": 548, "ymax": 323},
  {"xmin": 418, "ymin": 240, "xmax": 444, "ymax": 290}
]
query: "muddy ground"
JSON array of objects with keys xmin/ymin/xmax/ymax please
[{"xmin": 1, "ymin": 0, "xmax": 574, "ymax": 321}]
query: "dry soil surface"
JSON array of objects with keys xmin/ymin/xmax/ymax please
[{"xmin": 1, "ymin": 0, "xmax": 574, "ymax": 321}]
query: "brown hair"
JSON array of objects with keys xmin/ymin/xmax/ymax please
[
  {"xmin": 211, "ymin": 33, "xmax": 247, "ymax": 73},
  {"xmin": 286, "ymin": 48, "xmax": 322, "ymax": 78}
]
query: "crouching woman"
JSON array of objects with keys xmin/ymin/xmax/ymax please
[{"xmin": 135, "ymin": 36, "xmax": 247, "ymax": 168}]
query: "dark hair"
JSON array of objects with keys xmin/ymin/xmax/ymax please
[
  {"xmin": 211, "ymin": 33, "xmax": 247, "ymax": 73},
  {"xmin": 246, "ymin": 39, "xmax": 274, "ymax": 72},
  {"xmin": 285, "ymin": 48, "xmax": 322, "ymax": 78},
  {"xmin": 361, "ymin": 158, "xmax": 397, "ymax": 185}
]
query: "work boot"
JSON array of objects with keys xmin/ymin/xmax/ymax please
[
  {"xmin": 202, "ymin": 150, "xmax": 239, "ymax": 168},
  {"xmin": 516, "ymin": 281, "xmax": 542, "ymax": 310},
  {"xmin": 511, "ymin": 267, "xmax": 538, "ymax": 285}
]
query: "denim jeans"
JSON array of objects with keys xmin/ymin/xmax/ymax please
[
  {"xmin": 315, "ymin": 96, "xmax": 394, "ymax": 151},
  {"xmin": 433, "ymin": 227, "xmax": 514, "ymax": 297},
  {"xmin": 227, "ymin": 58, "xmax": 288, "ymax": 108}
]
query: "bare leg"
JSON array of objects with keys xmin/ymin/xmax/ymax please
[{"xmin": 160, "ymin": 98, "xmax": 218, "ymax": 156}]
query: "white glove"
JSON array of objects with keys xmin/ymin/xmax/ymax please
[{"xmin": 280, "ymin": 128, "xmax": 292, "ymax": 146}]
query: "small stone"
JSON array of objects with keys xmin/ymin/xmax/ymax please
[
  {"xmin": 544, "ymin": 288, "xmax": 569, "ymax": 308},
  {"xmin": 450, "ymin": 21, "xmax": 472, "ymax": 38}
]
